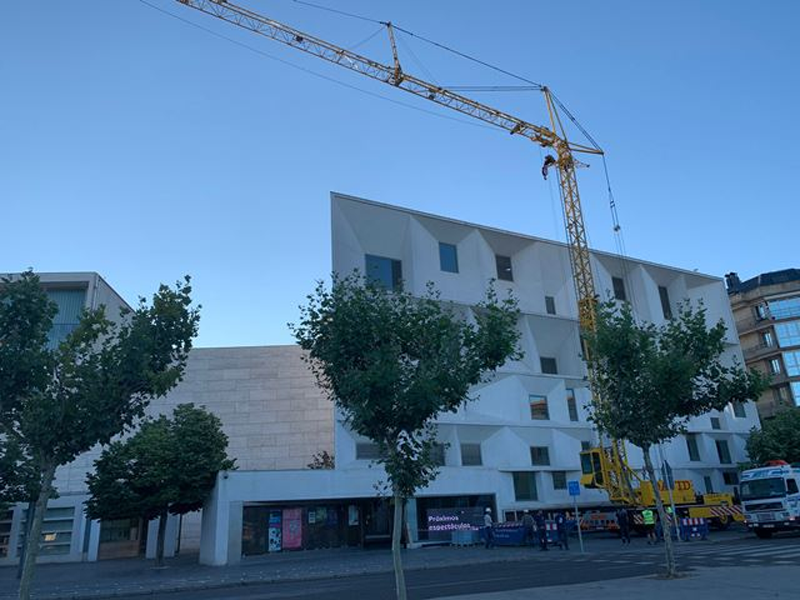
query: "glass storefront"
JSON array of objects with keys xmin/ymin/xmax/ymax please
[{"xmin": 415, "ymin": 495, "xmax": 494, "ymax": 542}]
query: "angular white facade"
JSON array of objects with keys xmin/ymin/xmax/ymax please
[{"xmin": 330, "ymin": 192, "xmax": 759, "ymax": 519}]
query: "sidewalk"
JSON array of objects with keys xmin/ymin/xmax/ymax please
[
  {"xmin": 0, "ymin": 530, "xmax": 750, "ymax": 600},
  {"xmin": 434, "ymin": 565, "xmax": 799, "ymax": 599}
]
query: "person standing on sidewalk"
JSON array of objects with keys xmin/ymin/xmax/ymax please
[
  {"xmin": 555, "ymin": 511, "xmax": 569, "ymax": 550},
  {"xmin": 642, "ymin": 508, "xmax": 656, "ymax": 545},
  {"xmin": 616, "ymin": 508, "xmax": 631, "ymax": 545},
  {"xmin": 522, "ymin": 510, "xmax": 535, "ymax": 547},
  {"xmin": 483, "ymin": 508, "xmax": 495, "ymax": 549},
  {"xmin": 534, "ymin": 510, "xmax": 548, "ymax": 551}
]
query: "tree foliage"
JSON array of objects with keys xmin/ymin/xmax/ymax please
[
  {"xmin": 291, "ymin": 274, "xmax": 521, "ymax": 600},
  {"xmin": 585, "ymin": 300, "xmax": 766, "ymax": 448},
  {"xmin": 746, "ymin": 409, "xmax": 800, "ymax": 465},
  {"xmin": 0, "ymin": 271, "xmax": 199, "ymax": 599},
  {"xmin": 86, "ymin": 404, "xmax": 234, "ymax": 565},
  {"xmin": 584, "ymin": 299, "xmax": 767, "ymax": 578}
]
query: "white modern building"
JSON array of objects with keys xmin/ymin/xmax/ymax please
[{"xmin": 2, "ymin": 198, "xmax": 761, "ymax": 566}]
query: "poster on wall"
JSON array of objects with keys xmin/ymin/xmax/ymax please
[
  {"xmin": 282, "ymin": 508, "xmax": 303, "ymax": 549},
  {"xmin": 268, "ymin": 510, "xmax": 282, "ymax": 552},
  {"xmin": 348, "ymin": 505, "xmax": 359, "ymax": 526},
  {"xmin": 426, "ymin": 507, "xmax": 484, "ymax": 542}
]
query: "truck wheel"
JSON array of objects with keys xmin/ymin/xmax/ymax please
[
  {"xmin": 713, "ymin": 515, "xmax": 731, "ymax": 530},
  {"xmin": 755, "ymin": 529, "xmax": 773, "ymax": 539}
]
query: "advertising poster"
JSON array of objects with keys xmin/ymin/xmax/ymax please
[
  {"xmin": 426, "ymin": 507, "xmax": 484, "ymax": 542},
  {"xmin": 282, "ymin": 508, "xmax": 303, "ymax": 549},
  {"xmin": 268, "ymin": 510, "xmax": 282, "ymax": 552}
]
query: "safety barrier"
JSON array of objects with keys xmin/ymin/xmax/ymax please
[{"xmin": 679, "ymin": 517, "xmax": 709, "ymax": 541}]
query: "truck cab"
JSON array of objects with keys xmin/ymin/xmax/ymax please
[{"xmin": 740, "ymin": 461, "xmax": 800, "ymax": 538}]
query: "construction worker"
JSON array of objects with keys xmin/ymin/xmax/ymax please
[
  {"xmin": 534, "ymin": 510, "xmax": 548, "ymax": 551},
  {"xmin": 483, "ymin": 507, "xmax": 494, "ymax": 549},
  {"xmin": 555, "ymin": 511, "xmax": 569, "ymax": 550},
  {"xmin": 642, "ymin": 508, "xmax": 656, "ymax": 545},
  {"xmin": 616, "ymin": 508, "xmax": 631, "ymax": 545},
  {"xmin": 521, "ymin": 510, "xmax": 535, "ymax": 547}
]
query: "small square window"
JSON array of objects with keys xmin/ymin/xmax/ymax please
[
  {"xmin": 529, "ymin": 395, "xmax": 549, "ymax": 420},
  {"xmin": 545, "ymin": 296, "xmax": 556, "ymax": 315},
  {"xmin": 567, "ymin": 390, "xmax": 579, "ymax": 422},
  {"xmin": 540, "ymin": 357, "xmax": 558, "ymax": 375},
  {"xmin": 439, "ymin": 242, "xmax": 459, "ymax": 273},
  {"xmin": 732, "ymin": 402, "xmax": 746, "ymax": 418},
  {"xmin": 710, "ymin": 417, "xmax": 721, "ymax": 430},
  {"xmin": 365, "ymin": 254, "xmax": 402, "ymax": 291},
  {"xmin": 461, "ymin": 443, "xmax": 482, "ymax": 466},
  {"xmin": 495, "ymin": 255, "xmax": 513, "ymax": 282},
  {"xmin": 530, "ymin": 446, "xmax": 550, "ymax": 466},
  {"xmin": 551, "ymin": 471, "xmax": 567, "ymax": 490},
  {"xmin": 612, "ymin": 277, "xmax": 627, "ymax": 301},
  {"xmin": 430, "ymin": 443, "xmax": 446, "ymax": 467},
  {"xmin": 356, "ymin": 443, "xmax": 381, "ymax": 460},
  {"xmin": 513, "ymin": 472, "xmax": 537, "ymax": 501}
]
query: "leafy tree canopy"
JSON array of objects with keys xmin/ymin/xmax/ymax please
[{"xmin": 746, "ymin": 408, "xmax": 800, "ymax": 465}]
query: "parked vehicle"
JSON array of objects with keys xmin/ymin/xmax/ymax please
[{"xmin": 741, "ymin": 460, "xmax": 800, "ymax": 539}]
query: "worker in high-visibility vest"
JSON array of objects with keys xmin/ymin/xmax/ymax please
[{"xmin": 642, "ymin": 508, "xmax": 657, "ymax": 545}]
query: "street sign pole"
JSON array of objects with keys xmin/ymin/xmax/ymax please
[{"xmin": 568, "ymin": 480, "xmax": 584, "ymax": 554}]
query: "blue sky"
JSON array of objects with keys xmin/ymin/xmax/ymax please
[{"xmin": 2, "ymin": 1, "xmax": 797, "ymax": 347}]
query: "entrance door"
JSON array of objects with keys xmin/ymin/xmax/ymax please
[{"xmin": 98, "ymin": 518, "xmax": 145, "ymax": 560}]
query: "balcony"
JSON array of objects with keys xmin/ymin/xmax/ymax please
[{"xmin": 743, "ymin": 342, "xmax": 781, "ymax": 361}]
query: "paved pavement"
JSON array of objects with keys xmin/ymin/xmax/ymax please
[
  {"xmin": 1, "ymin": 529, "xmax": 799, "ymax": 599},
  {"xmin": 435, "ymin": 566, "xmax": 798, "ymax": 600}
]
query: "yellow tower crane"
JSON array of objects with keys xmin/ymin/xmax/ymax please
[{"xmin": 174, "ymin": 0, "xmax": 650, "ymax": 507}]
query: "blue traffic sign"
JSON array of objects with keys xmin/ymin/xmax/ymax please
[{"xmin": 568, "ymin": 480, "xmax": 580, "ymax": 496}]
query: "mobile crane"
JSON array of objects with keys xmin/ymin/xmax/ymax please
[{"xmin": 174, "ymin": 0, "xmax": 730, "ymax": 526}]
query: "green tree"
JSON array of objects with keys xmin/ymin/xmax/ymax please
[
  {"xmin": 86, "ymin": 403, "xmax": 235, "ymax": 566},
  {"xmin": 584, "ymin": 300, "xmax": 766, "ymax": 578},
  {"xmin": 746, "ymin": 408, "xmax": 800, "ymax": 465},
  {"xmin": 291, "ymin": 275, "xmax": 520, "ymax": 600},
  {"xmin": 0, "ymin": 272, "xmax": 199, "ymax": 600}
]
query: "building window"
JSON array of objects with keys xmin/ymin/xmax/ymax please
[
  {"xmin": 47, "ymin": 288, "xmax": 87, "ymax": 348},
  {"xmin": 754, "ymin": 304, "xmax": 768, "ymax": 321},
  {"xmin": 776, "ymin": 322, "xmax": 800, "ymax": 347},
  {"xmin": 530, "ymin": 446, "xmax": 550, "ymax": 466},
  {"xmin": 461, "ymin": 443, "xmax": 482, "ymax": 466},
  {"xmin": 513, "ymin": 472, "xmax": 538, "ymax": 501},
  {"xmin": 529, "ymin": 395, "xmax": 549, "ymax": 420},
  {"xmin": 686, "ymin": 434, "xmax": 701, "ymax": 461},
  {"xmin": 365, "ymin": 254, "xmax": 402, "ymax": 291},
  {"xmin": 710, "ymin": 416, "xmax": 721, "ymax": 430},
  {"xmin": 791, "ymin": 382, "xmax": 800, "ymax": 406},
  {"xmin": 0, "ymin": 509, "xmax": 12, "ymax": 558},
  {"xmin": 658, "ymin": 286, "xmax": 672, "ymax": 320},
  {"xmin": 551, "ymin": 471, "xmax": 567, "ymax": 490},
  {"xmin": 763, "ymin": 330, "xmax": 776, "ymax": 348},
  {"xmin": 732, "ymin": 402, "xmax": 746, "ymax": 418},
  {"xmin": 356, "ymin": 442, "xmax": 381, "ymax": 460},
  {"xmin": 439, "ymin": 242, "xmax": 459, "ymax": 273},
  {"xmin": 495, "ymin": 255, "xmax": 513, "ymax": 281},
  {"xmin": 723, "ymin": 471, "xmax": 739, "ymax": 485},
  {"xmin": 540, "ymin": 357, "xmax": 558, "ymax": 375},
  {"xmin": 769, "ymin": 357, "xmax": 782, "ymax": 375},
  {"xmin": 430, "ymin": 443, "xmax": 446, "ymax": 467},
  {"xmin": 545, "ymin": 295, "xmax": 556, "ymax": 315},
  {"xmin": 704, "ymin": 475, "xmax": 715, "ymax": 494},
  {"xmin": 612, "ymin": 277, "xmax": 627, "ymax": 301},
  {"xmin": 566, "ymin": 389, "xmax": 579, "ymax": 422},
  {"xmin": 581, "ymin": 441, "xmax": 592, "ymax": 451},
  {"xmin": 768, "ymin": 297, "xmax": 800, "ymax": 320},
  {"xmin": 783, "ymin": 351, "xmax": 800, "ymax": 376},
  {"xmin": 774, "ymin": 386, "xmax": 789, "ymax": 405},
  {"xmin": 715, "ymin": 440, "xmax": 732, "ymax": 464},
  {"xmin": 18, "ymin": 507, "xmax": 75, "ymax": 556}
]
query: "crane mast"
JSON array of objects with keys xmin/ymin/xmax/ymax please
[{"xmin": 176, "ymin": 0, "xmax": 601, "ymax": 334}]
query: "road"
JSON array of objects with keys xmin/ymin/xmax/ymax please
[{"xmin": 104, "ymin": 533, "xmax": 800, "ymax": 600}]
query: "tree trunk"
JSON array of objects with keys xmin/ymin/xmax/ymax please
[
  {"xmin": 155, "ymin": 509, "xmax": 168, "ymax": 568},
  {"xmin": 642, "ymin": 447, "xmax": 678, "ymax": 578},
  {"xmin": 18, "ymin": 460, "xmax": 56, "ymax": 600},
  {"xmin": 16, "ymin": 502, "xmax": 35, "ymax": 580},
  {"xmin": 391, "ymin": 491, "xmax": 407, "ymax": 600}
]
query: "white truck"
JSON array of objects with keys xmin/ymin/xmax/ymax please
[{"xmin": 740, "ymin": 461, "xmax": 800, "ymax": 539}]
